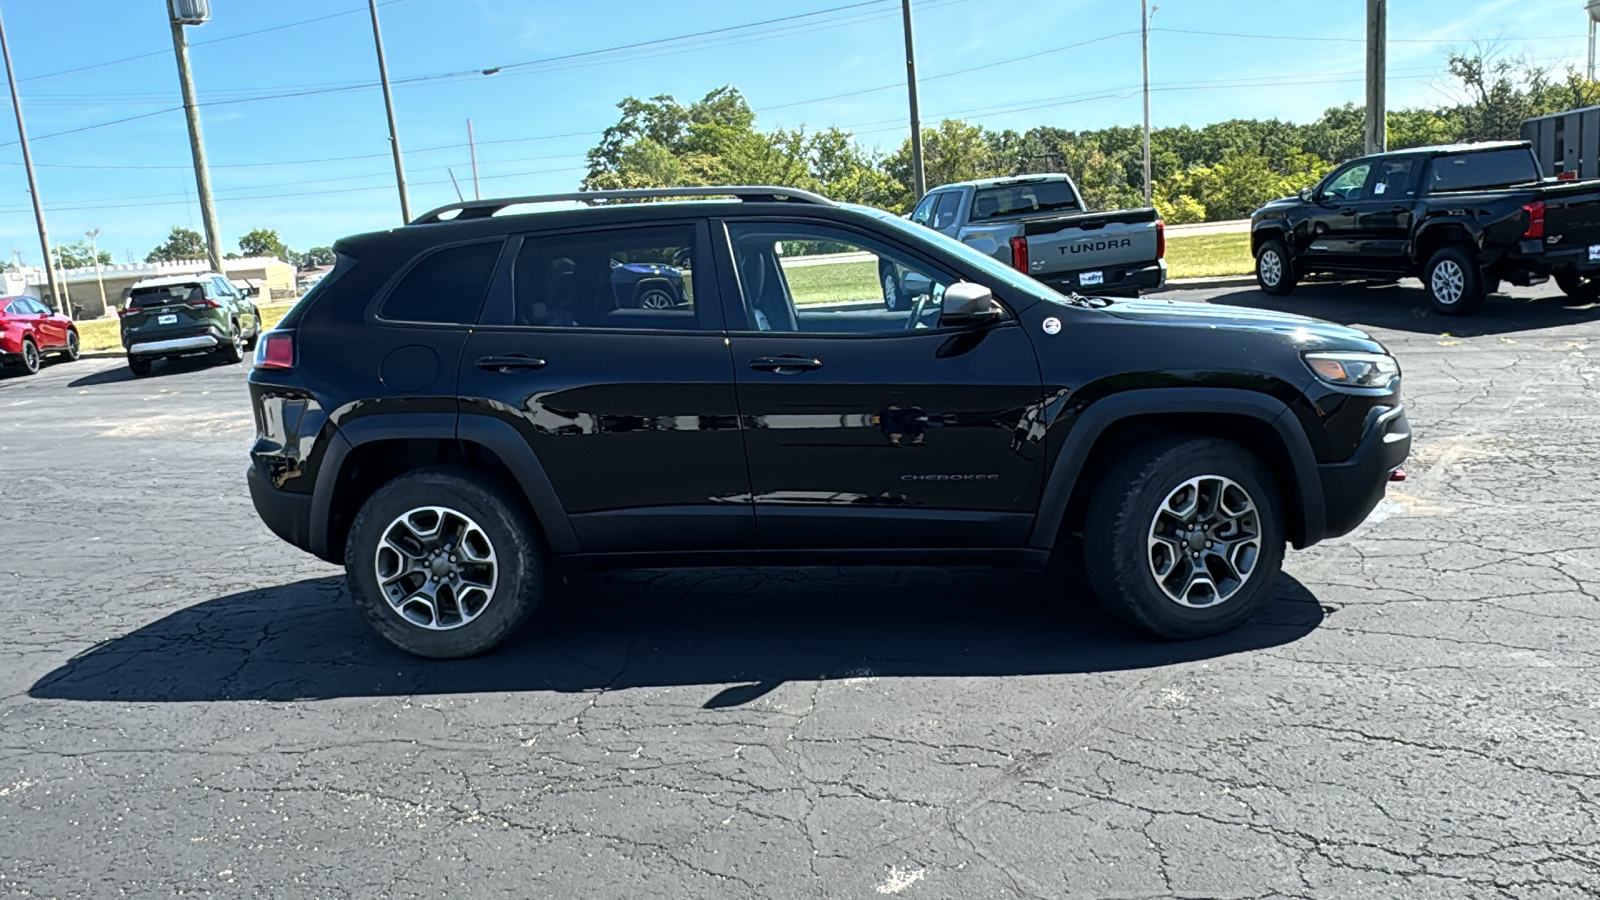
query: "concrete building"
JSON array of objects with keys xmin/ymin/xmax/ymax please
[{"xmin": 2, "ymin": 256, "xmax": 297, "ymax": 319}]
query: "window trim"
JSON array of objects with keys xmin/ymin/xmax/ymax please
[
  {"xmin": 368, "ymin": 236, "xmax": 509, "ymax": 329},
  {"xmin": 472, "ymin": 217, "xmax": 725, "ymax": 335},
  {"xmin": 715, "ymin": 215, "xmax": 1013, "ymax": 340}
]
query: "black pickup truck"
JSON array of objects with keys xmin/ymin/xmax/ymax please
[{"xmin": 1250, "ymin": 141, "xmax": 1600, "ymax": 315}]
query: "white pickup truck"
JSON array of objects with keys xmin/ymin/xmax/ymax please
[{"xmin": 903, "ymin": 174, "xmax": 1166, "ymax": 299}]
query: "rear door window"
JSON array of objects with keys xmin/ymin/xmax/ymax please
[
  {"xmin": 129, "ymin": 284, "xmax": 205, "ymax": 308},
  {"xmin": 1428, "ymin": 149, "xmax": 1540, "ymax": 192},
  {"xmin": 379, "ymin": 240, "xmax": 502, "ymax": 324},
  {"xmin": 510, "ymin": 224, "xmax": 704, "ymax": 331}
]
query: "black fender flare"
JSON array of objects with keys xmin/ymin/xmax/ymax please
[
  {"xmin": 1250, "ymin": 218, "xmax": 1292, "ymax": 255},
  {"xmin": 1028, "ymin": 388, "xmax": 1327, "ymax": 551},
  {"xmin": 1413, "ymin": 216, "xmax": 1489, "ymax": 263},
  {"xmin": 309, "ymin": 412, "xmax": 579, "ymax": 558},
  {"xmin": 456, "ymin": 415, "xmax": 579, "ymax": 553}
]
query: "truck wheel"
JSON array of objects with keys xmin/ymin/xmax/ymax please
[
  {"xmin": 345, "ymin": 467, "xmax": 546, "ymax": 658},
  {"xmin": 1083, "ymin": 436, "xmax": 1285, "ymax": 640},
  {"xmin": 1555, "ymin": 273, "xmax": 1600, "ymax": 301},
  {"xmin": 1424, "ymin": 246, "xmax": 1486, "ymax": 316},
  {"xmin": 1255, "ymin": 240, "xmax": 1297, "ymax": 295}
]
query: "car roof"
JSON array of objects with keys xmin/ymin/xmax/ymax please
[
  {"xmin": 130, "ymin": 273, "xmax": 224, "ymax": 290},
  {"xmin": 1345, "ymin": 140, "xmax": 1533, "ymax": 166},
  {"xmin": 930, "ymin": 174, "xmax": 1073, "ymax": 192}
]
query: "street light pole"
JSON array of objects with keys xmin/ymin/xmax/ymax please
[
  {"xmin": 168, "ymin": 10, "xmax": 226, "ymax": 277},
  {"xmin": 87, "ymin": 229, "xmax": 107, "ymax": 315},
  {"xmin": 901, "ymin": 0, "xmax": 926, "ymax": 200},
  {"xmin": 1141, "ymin": 0, "xmax": 1155, "ymax": 206},
  {"xmin": 369, "ymin": 0, "xmax": 412, "ymax": 222},
  {"xmin": 0, "ymin": 9, "xmax": 64, "ymax": 318}
]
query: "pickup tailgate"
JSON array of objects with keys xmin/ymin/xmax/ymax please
[
  {"xmin": 1023, "ymin": 207, "xmax": 1161, "ymax": 274},
  {"xmin": 1541, "ymin": 180, "xmax": 1600, "ymax": 257}
]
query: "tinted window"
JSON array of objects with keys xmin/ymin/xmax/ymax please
[
  {"xmin": 727, "ymin": 222, "xmax": 964, "ymax": 336},
  {"xmin": 511, "ymin": 225, "xmax": 701, "ymax": 330},
  {"xmin": 1429, "ymin": 149, "xmax": 1539, "ymax": 191},
  {"xmin": 910, "ymin": 193, "xmax": 938, "ymax": 226},
  {"xmin": 212, "ymin": 276, "xmax": 237, "ymax": 298},
  {"xmin": 381, "ymin": 241, "xmax": 501, "ymax": 324},
  {"xmin": 7, "ymin": 299, "xmax": 33, "ymax": 314},
  {"xmin": 971, "ymin": 180, "xmax": 1078, "ymax": 220},
  {"xmin": 1372, "ymin": 158, "xmax": 1417, "ymax": 198},
  {"xmin": 932, "ymin": 192, "xmax": 963, "ymax": 229},
  {"xmin": 129, "ymin": 284, "xmax": 205, "ymax": 308}
]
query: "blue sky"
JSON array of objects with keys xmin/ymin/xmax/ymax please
[{"xmin": 0, "ymin": 0, "xmax": 1583, "ymax": 263}]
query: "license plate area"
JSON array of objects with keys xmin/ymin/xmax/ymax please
[
  {"xmin": 1079, "ymin": 270, "xmax": 1104, "ymax": 286},
  {"xmin": 157, "ymin": 314, "xmax": 178, "ymax": 325},
  {"xmin": 1589, "ymin": 244, "xmax": 1600, "ymax": 262}
]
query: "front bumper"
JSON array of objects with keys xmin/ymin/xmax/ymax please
[
  {"xmin": 128, "ymin": 334, "xmax": 221, "ymax": 357},
  {"xmin": 1039, "ymin": 259, "xmax": 1166, "ymax": 296},
  {"xmin": 1316, "ymin": 404, "xmax": 1411, "ymax": 539}
]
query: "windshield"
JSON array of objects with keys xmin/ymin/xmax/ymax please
[
  {"xmin": 853, "ymin": 206, "xmax": 1066, "ymax": 308},
  {"xmin": 970, "ymin": 179, "xmax": 1079, "ymax": 220}
]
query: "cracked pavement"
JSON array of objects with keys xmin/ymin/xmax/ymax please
[{"xmin": 1, "ymin": 280, "xmax": 1598, "ymax": 898}]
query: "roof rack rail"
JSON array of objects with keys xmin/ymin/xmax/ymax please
[{"xmin": 410, "ymin": 185, "xmax": 835, "ymax": 225}]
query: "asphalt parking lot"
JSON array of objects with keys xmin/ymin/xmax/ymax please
[{"xmin": 2, "ymin": 279, "xmax": 1598, "ymax": 898}]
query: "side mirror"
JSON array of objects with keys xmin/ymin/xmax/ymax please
[
  {"xmin": 1298, "ymin": 187, "xmax": 1314, "ymax": 202},
  {"xmin": 939, "ymin": 282, "xmax": 1000, "ymax": 328}
]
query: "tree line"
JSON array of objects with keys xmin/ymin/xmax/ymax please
[
  {"xmin": 139, "ymin": 227, "xmax": 333, "ymax": 270},
  {"xmin": 583, "ymin": 51, "xmax": 1600, "ymax": 223}
]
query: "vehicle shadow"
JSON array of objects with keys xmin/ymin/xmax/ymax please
[
  {"xmin": 66, "ymin": 355, "xmax": 235, "ymax": 387},
  {"xmin": 1203, "ymin": 280, "xmax": 1600, "ymax": 337},
  {"xmin": 30, "ymin": 569, "xmax": 1327, "ymax": 707}
]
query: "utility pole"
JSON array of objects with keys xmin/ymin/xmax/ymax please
[
  {"xmin": 168, "ymin": 4, "xmax": 226, "ymax": 277},
  {"xmin": 0, "ymin": 10, "xmax": 64, "ymax": 318},
  {"xmin": 1141, "ymin": 0, "xmax": 1155, "ymax": 206},
  {"xmin": 86, "ymin": 229, "xmax": 107, "ymax": 315},
  {"xmin": 1365, "ymin": 0, "xmax": 1387, "ymax": 155},
  {"xmin": 901, "ymin": 0, "xmax": 926, "ymax": 200},
  {"xmin": 468, "ymin": 119, "xmax": 481, "ymax": 200},
  {"xmin": 369, "ymin": 0, "xmax": 411, "ymax": 222}
]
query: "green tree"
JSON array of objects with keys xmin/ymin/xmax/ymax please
[
  {"xmin": 238, "ymin": 228, "xmax": 293, "ymax": 262},
  {"xmin": 885, "ymin": 119, "xmax": 998, "ymax": 208},
  {"xmin": 299, "ymin": 246, "xmax": 336, "ymax": 267},
  {"xmin": 145, "ymin": 227, "xmax": 207, "ymax": 263},
  {"xmin": 52, "ymin": 240, "xmax": 111, "ymax": 269}
]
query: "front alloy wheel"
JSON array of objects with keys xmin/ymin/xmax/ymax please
[
  {"xmin": 1147, "ymin": 475, "xmax": 1262, "ymax": 608},
  {"xmin": 63, "ymin": 330, "xmax": 80, "ymax": 361},
  {"xmin": 883, "ymin": 271, "xmax": 901, "ymax": 310},
  {"xmin": 637, "ymin": 288, "xmax": 676, "ymax": 309},
  {"xmin": 1258, "ymin": 249, "xmax": 1283, "ymax": 289},
  {"xmin": 374, "ymin": 506, "xmax": 499, "ymax": 630}
]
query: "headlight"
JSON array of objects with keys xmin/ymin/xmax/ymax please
[{"xmin": 1303, "ymin": 351, "xmax": 1399, "ymax": 387}]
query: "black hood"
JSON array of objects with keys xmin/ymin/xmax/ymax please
[{"xmin": 1095, "ymin": 297, "xmax": 1384, "ymax": 353}]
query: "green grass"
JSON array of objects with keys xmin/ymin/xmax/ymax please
[
  {"xmin": 1165, "ymin": 232, "xmax": 1253, "ymax": 280},
  {"xmin": 780, "ymin": 258, "xmax": 881, "ymax": 305},
  {"xmin": 77, "ymin": 301, "xmax": 298, "ymax": 354}
]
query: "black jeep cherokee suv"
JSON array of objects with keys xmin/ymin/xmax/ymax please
[{"xmin": 247, "ymin": 186, "xmax": 1410, "ymax": 659}]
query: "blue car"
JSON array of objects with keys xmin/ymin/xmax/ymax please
[{"xmin": 610, "ymin": 254, "xmax": 689, "ymax": 309}]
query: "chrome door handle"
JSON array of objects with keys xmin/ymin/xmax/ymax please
[
  {"xmin": 749, "ymin": 355, "xmax": 821, "ymax": 373},
  {"xmin": 477, "ymin": 354, "xmax": 547, "ymax": 372}
]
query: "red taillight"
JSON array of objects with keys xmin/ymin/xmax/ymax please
[
  {"xmin": 1523, "ymin": 201, "xmax": 1546, "ymax": 239},
  {"xmin": 1156, "ymin": 220, "xmax": 1166, "ymax": 260},
  {"xmin": 255, "ymin": 332, "xmax": 294, "ymax": 370},
  {"xmin": 1009, "ymin": 236, "xmax": 1029, "ymax": 273},
  {"xmin": 1558, "ymin": 170, "xmax": 1578, "ymax": 181},
  {"xmin": 117, "ymin": 306, "xmax": 137, "ymax": 317},
  {"xmin": 185, "ymin": 298, "xmax": 220, "ymax": 309}
]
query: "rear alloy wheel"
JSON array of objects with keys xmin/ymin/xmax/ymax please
[
  {"xmin": 62, "ymin": 329, "xmax": 80, "ymax": 361},
  {"xmin": 127, "ymin": 356, "xmax": 152, "ymax": 376},
  {"xmin": 345, "ymin": 467, "xmax": 546, "ymax": 658},
  {"xmin": 18, "ymin": 338, "xmax": 39, "ymax": 375},
  {"xmin": 1555, "ymin": 272, "xmax": 1600, "ymax": 302},
  {"xmin": 1083, "ymin": 436, "xmax": 1285, "ymax": 639},
  {"xmin": 1425, "ymin": 246, "xmax": 1486, "ymax": 316},
  {"xmin": 216, "ymin": 322, "xmax": 244, "ymax": 364},
  {"xmin": 1255, "ymin": 239, "xmax": 1297, "ymax": 296}
]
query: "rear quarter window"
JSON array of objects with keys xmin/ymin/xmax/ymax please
[
  {"xmin": 378, "ymin": 240, "xmax": 503, "ymax": 324},
  {"xmin": 1429, "ymin": 149, "xmax": 1539, "ymax": 192}
]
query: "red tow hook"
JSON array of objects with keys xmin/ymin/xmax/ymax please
[{"xmin": 1388, "ymin": 467, "xmax": 1407, "ymax": 483}]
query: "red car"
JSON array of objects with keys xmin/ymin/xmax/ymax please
[{"xmin": 1, "ymin": 296, "xmax": 79, "ymax": 375}]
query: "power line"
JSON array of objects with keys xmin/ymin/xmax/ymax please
[
  {"xmin": 17, "ymin": 0, "xmax": 408, "ymax": 84},
  {"xmin": 1153, "ymin": 27, "xmax": 1585, "ymax": 45}
]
